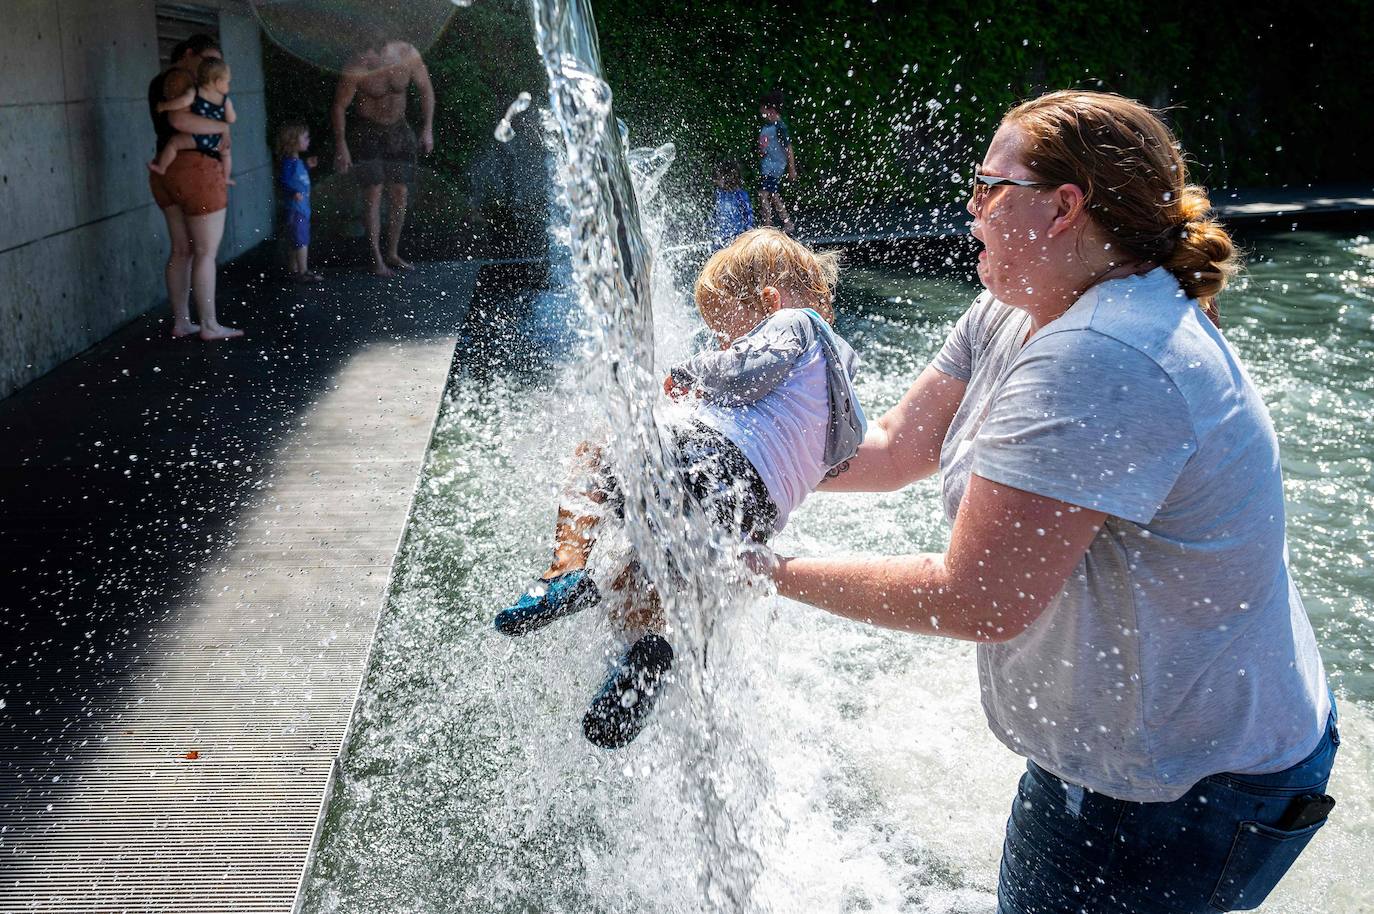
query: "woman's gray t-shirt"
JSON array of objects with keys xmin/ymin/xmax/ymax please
[{"xmin": 931, "ymin": 267, "xmax": 1328, "ymax": 802}]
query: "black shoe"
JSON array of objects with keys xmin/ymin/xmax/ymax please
[
  {"xmin": 583, "ymin": 634, "xmax": 674, "ymax": 749},
  {"xmin": 494, "ymin": 570, "xmax": 599, "ymax": 636}
]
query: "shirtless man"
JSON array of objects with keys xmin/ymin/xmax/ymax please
[{"xmin": 332, "ymin": 34, "xmax": 435, "ymax": 277}]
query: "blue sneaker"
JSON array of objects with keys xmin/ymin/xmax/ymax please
[
  {"xmin": 494, "ymin": 570, "xmax": 599, "ymax": 636},
  {"xmin": 583, "ymin": 633, "xmax": 675, "ymax": 749}
]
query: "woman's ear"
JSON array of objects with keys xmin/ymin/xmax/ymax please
[
  {"xmin": 1047, "ymin": 183, "xmax": 1087, "ymax": 238},
  {"xmin": 760, "ymin": 285, "xmax": 783, "ymax": 313}
]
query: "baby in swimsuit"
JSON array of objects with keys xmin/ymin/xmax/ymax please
[{"xmin": 148, "ymin": 58, "xmax": 236, "ymax": 186}]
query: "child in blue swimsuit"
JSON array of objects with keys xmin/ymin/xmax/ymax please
[
  {"xmin": 707, "ymin": 160, "xmax": 753, "ymax": 250},
  {"xmin": 494, "ymin": 229, "xmax": 867, "ymax": 749},
  {"xmin": 276, "ymin": 123, "xmax": 320, "ymax": 282},
  {"xmin": 148, "ymin": 58, "xmax": 236, "ymax": 185}
]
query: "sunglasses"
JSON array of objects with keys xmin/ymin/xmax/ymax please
[{"xmin": 971, "ymin": 171, "xmax": 1059, "ymax": 212}]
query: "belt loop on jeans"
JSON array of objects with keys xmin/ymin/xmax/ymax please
[{"xmin": 1063, "ymin": 781, "xmax": 1085, "ymax": 818}]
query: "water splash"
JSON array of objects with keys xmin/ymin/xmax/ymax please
[
  {"xmin": 494, "ymin": 91, "xmax": 534, "ymax": 143},
  {"xmin": 529, "ymin": 0, "xmax": 774, "ymax": 909}
]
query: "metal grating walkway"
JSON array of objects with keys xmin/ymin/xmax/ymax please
[{"xmin": 0, "ymin": 261, "xmax": 477, "ymax": 911}]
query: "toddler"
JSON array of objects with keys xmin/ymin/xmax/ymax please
[
  {"xmin": 707, "ymin": 160, "xmax": 753, "ymax": 250},
  {"xmin": 756, "ymin": 90, "xmax": 797, "ymax": 234},
  {"xmin": 149, "ymin": 58, "xmax": 236, "ymax": 185},
  {"xmin": 495, "ymin": 229, "xmax": 866, "ymax": 749},
  {"xmin": 276, "ymin": 123, "xmax": 319, "ymax": 282}
]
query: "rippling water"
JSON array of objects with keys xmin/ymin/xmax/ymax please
[{"xmin": 304, "ymin": 227, "xmax": 1374, "ymax": 913}]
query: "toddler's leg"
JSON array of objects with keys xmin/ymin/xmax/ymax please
[
  {"xmin": 541, "ymin": 441, "xmax": 611, "ymax": 580},
  {"xmin": 148, "ymin": 134, "xmax": 195, "ymax": 175},
  {"xmin": 584, "ymin": 617, "xmax": 674, "ymax": 749},
  {"xmin": 772, "ymin": 193, "xmax": 794, "ymax": 233},
  {"xmin": 605, "ymin": 563, "xmax": 665, "ymax": 636},
  {"xmin": 493, "ymin": 441, "xmax": 611, "ymax": 636},
  {"xmin": 758, "ymin": 189, "xmax": 776, "ymax": 227}
]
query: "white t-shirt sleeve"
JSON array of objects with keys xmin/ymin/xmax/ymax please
[
  {"xmin": 971, "ymin": 329, "xmax": 1197, "ymax": 524},
  {"xmin": 930, "ymin": 292, "xmax": 992, "ymax": 383}
]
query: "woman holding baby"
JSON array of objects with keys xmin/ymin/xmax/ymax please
[
  {"xmin": 771, "ymin": 91, "xmax": 1336, "ymax": 913},
  {"xmin": 147, "ymin": 33, "xmax": 243, "ymax": 341}
]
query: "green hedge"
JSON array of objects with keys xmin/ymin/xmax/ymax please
[
  {"xmin": 590, "ymin": 0, "xmax": 1374, "ymax": 209},
  {"xmin": 263, "ymin": 0, "xmax": 1373, "ymax": 221}
]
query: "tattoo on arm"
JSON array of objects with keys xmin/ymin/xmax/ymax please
[{"xmin": 825, "ymin": 460, "xmax": 851, "ymax": 480}]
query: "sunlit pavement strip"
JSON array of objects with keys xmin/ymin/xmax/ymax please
[{"xmin": 0, "ymin": 264, "xmax": 474, "ymax": 910}]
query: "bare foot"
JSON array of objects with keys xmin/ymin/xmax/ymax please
[
  {"xmin": 372, "ymin": 261, "xmax": 395, "ymax": 278},
  {"xmin": 199, "ymin": 324, "xmax": 245, "ymax": 341},
  {"xmin": 171, "ymin": 321, "xmax": 201, "ymax": 339},
  {"xmin": 384, "ymin": 255, "xmax": 414, "ymax": 271},
  {"xmin": 148, "ymin": 160, "xmax": 167, "ymax": 175},
  {"xmin": 225, "ymin": 177, "xmax": 236, "ymax": 186}
]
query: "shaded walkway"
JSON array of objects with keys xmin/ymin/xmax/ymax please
[{"xmin": 0, "ymin": 259, "xmax": 477, "ymax": 911}]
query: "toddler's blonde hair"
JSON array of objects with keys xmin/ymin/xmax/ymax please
[
  {"xmin": 275, "ymin": 123, "xmax": 309, "ymax": 160},
  {"xmin": 694, "ymin": 228, "xmax": 840, "ymax": 324},
  {"xmin": 197, "ymin": 58, "xmax": 229, "ymax": 88}
]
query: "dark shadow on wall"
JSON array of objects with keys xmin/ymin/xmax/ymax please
[{"xmin": 259, "ymin": 0, "xmax": 551, "ymax": 267}]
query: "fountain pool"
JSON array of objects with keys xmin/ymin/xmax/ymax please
[{"xmin": 303, "ymin": 225, "xmax": 1374, "ymax": 913}]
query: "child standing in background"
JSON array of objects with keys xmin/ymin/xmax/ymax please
[
  {"xmin": 756, "ymin": 89, "xmax": 797, "ymax": 235},
  {"xmin": 708, "ymin": 160, "xmax": 753, "ymax": 249},
  {"xmin": 276, "ymin": 124, "xmax": 320, "ymax": 282},
  {"xmin": 149, "ymin": 58, "xmax": 236, "ymax": 185}
]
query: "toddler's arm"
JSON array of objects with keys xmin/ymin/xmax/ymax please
[
  {"xmin": 278, "ymin": 158, "xmax": 310, "ymax": 197},
  {"xmin": 157, "ymin": 88, "xmax": 195, "ymax": 113},
  {"xmin": 667, "ymin": 311, "xmax": 810, "ymax": 407},
  {"xmin": 224, "ymin": 97, "xmax": 237, "ymax": 124}
]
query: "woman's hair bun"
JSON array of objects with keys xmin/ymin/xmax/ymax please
[{"xmin": 1163, "ymin": 186, "xmax": 1238, "ymax": 315}]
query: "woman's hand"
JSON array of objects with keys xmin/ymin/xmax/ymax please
[
  {"xmin": 334, "ymin": 145, "xmax": 352, "ymax": 174},
  {"xmin": 773, "ymin": 474, "xmax": 1104, "ymax": 642}
]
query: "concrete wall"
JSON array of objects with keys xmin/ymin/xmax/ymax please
[{"xmin": 0, "ymin": 0, "xmax": 272, "ymax": 400}]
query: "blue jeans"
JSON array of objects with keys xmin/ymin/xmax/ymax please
[{"xmin": 998, "ymin": 705, "xmax": 1339, "ymax": 913}]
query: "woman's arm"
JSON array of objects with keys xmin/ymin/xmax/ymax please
[
  {"xmin": 156, "ymin": 88, "xmax": 195, "ymax": 113},
  {"xmin": 168, "ymin": 110, "xmax": 227, "ymax": 135},
  {"xmin": 818, "ymin": 364, "xmax": 966, "ymax": 492},
  {"xmin": 162, "ymin": 71, "xmax": 225, "ymax": 135},
  {"xmin": 774, "ymin": 473, "xmax": 1105, "ymax": 641}
]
